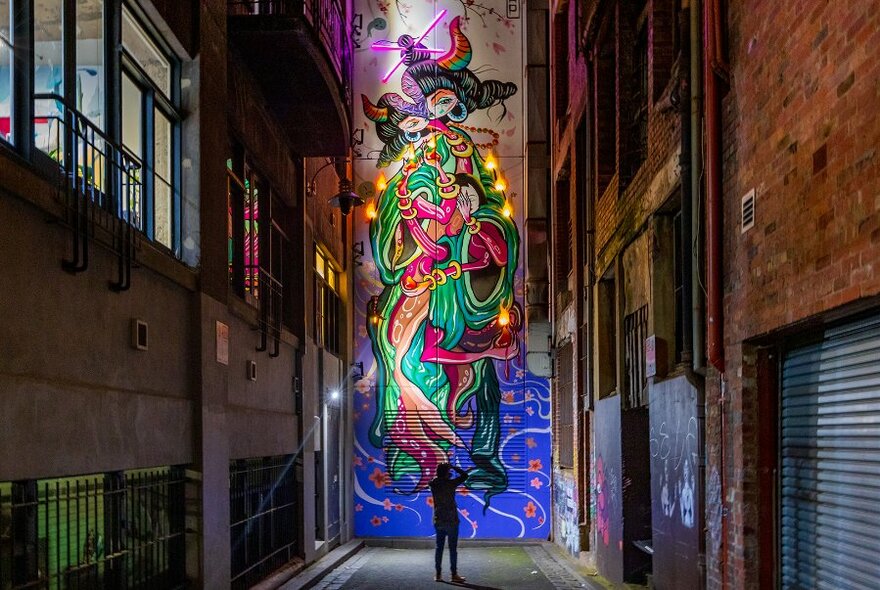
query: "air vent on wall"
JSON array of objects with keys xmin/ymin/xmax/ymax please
[
  {"xmin": 131, "ymin": 319, "xmax": 148, "ymax": 351},
  {"xmin": 741, "ymin": 189, "xmax": 756, "ymax": 233}
]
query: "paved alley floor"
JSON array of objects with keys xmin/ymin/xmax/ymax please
[{"xmin": 308, "ymin": 544, "xmax": 602, "ymax": 590}]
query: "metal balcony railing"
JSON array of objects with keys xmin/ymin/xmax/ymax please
[
  {"xmin": 227, "ymin": 0, "xmax": 352, "ymax": 93},
  {"xmin": 35, "ymin": 93, "xmax": 143, "ymax": 291}
]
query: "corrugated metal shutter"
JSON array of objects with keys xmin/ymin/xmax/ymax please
[{"xmin": 781, "ymin": 314, "xmax": 880, "ymax": 590}]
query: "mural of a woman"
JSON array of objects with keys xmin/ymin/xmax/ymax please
[{"xmin": 362, "ymin": 17, "xmax": 523, "ymax": 508}]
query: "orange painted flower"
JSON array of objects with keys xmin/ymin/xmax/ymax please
[
  {"xmin": 426, "ymin": 496, "xmax": 435, "ymax": 507},
  {"xmin": 526, "ymin": 437, "xmax": 537, "ymax": 449},
  {"xmin": 395, "ymin": 504, "xmax": 404, "ymax": 512},
  {"xmin": 457, "ymin": 487, "xmax": 469, "ymax": 496},
  {"xmin": 524, "ymin": 501, "xmax": 537, "ymax": 518},
  {"xmin": 528, "ymin": 459, "xmax": 543, "ymax": 472},
  {"xmin": 383, "ymin": 498, "xmax": 393, "ymax": 511},
  {"xmin": 371, "ymin": 516, "xmax": 382, "ymax": 527},
  {"xmin": 530, "ymin": 477, "xmax": 543, "ymax": 489},
  {"xmin": 355, "ymin": 503, "xmax": 363, "ymax": 512},
  {"xmin": 369, "ymin": 467, "xmax": 390, "ymax": 489},
  {"xmin": 502, "ymin": 391, "xmax": 516, "ymax": 403}
]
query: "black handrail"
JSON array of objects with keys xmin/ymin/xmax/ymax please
[
  {"xmin": 35, "ymin": 93, "xmax": 143, "ymax": 291},
  {"xmin": 256, "ymin": 269, "xmax": 283, "ymax": 357}
]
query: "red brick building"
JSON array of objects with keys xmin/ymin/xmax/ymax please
[
  {"xmin": 549, "ymin": 0, "xmax": 880, "ymax": 588},
  {"xmin": 707, "ymin": 1, "xmax": 880, "ymax": 588}
]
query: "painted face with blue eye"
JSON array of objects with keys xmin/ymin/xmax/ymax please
[
  {"xmin": 398, "ymin": 115, "xmax": 429, "ymax": 134},
  {"xmin": 426, "ymin": 89, "xmax": 459, "ymax": 118}
]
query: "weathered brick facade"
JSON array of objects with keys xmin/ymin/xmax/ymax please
[{"xmin": 706, "ymin": 1, "xmax": 880, "ymax": 588}]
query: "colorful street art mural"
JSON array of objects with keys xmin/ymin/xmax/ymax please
[{"xmin": 351, "ymin": 1, "xmax": 550, "ymax": 538}]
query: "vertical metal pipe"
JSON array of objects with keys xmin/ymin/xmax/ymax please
[
  {"xmin": 704, "ymin": 0, "xmax": 724, "ymax": 373},
  {"xmin": 680, "ymin": 6, "xmax": 693, "ymax": 364},
  {"xmin": 690, "ymin": 0, "xmax": 704, "ymax": 373}
]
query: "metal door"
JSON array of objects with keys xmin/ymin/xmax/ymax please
[{"xmin": 781, "ymin": 314, "xmax": 880, "ymax": 589}]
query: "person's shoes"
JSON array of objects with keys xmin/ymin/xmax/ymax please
[
  {"xmin": 451, "ymin": 573, "xmax": 466, "ymax": 583},
  {"xmin": 434, "ymin": 573, "xmax": 442, "ymax": 582}
]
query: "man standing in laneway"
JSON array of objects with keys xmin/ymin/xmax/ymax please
[{"xmin": 430, "ymin": 463, "xmax": 469, "ymax": 583}]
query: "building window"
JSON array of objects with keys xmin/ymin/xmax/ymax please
[
  {"xmin": 25, "ymin": 1, "xmax": 181, "ymax": 253},
  {"xmin": 227, "ymin": 148, "xmax": 294, "ymax": 336},
  {"xmin": 314, "ymin": 246, "xmax": 342, "ymax": 355},
  {"xmin": 556, "ymin": 342, "xmax": 575, "ymax": 468},
  {"xmin": 0, "ymin": 0, "xmax": 13, "ymax": 144},
  {"xmin": 120, "ymin": 5, "xmax": 179, "ymax": 250},
  {"xmin": 0, "ymin": 467, "xmax": 186, "ymax": 589},
  {"xmin": 230, "ymin": 455, "xmax": 299, "ymax": 590},
  {"xmin": 593, "ymin": 10, "xmax": 616, "ymax": 199},
  {"xmin": 624, "ymin": 304, "xmax": 648, "ymax": 408}
]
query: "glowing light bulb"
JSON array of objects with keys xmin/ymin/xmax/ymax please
[
  {"xmin": 498, "ymin": 306, "xmax": 510, "ymax": 327},
  {"xmin": 494, "ymin": 179, "xmax": 506, "ymax": 192},
  {"xmin": 371, "ymin": 315, "xmax": 380, "ymax": 325},
  {"xmin": 428, "ymin": 134, "xmax": 436, "ymax": 150},
  {"xmin": 376, "ymin": 173, "xmax": 387, "ymax": 192},
  {"xmin": 485, "ymin": 153, "xmax": 496, "ymax": 170},
  {"xmin": 366, "ymin": 201, "xmax": 378, "ymax": 220},
  {"xmin": 330, "ymin": 390, "xmax": 340, "ymax": 401},
  {"xmin": 502, "ymin": 201, "xmax": 513, "ymax": 218},
  {"xmin": 406, "ymin": 146, "xmax": 416, "ymax": 161}
]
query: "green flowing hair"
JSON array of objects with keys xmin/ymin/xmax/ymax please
[{"xmin": 367, "ymin": 128, "xmax": 519, "ymax": 507}]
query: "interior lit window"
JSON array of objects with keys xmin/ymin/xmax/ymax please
[
  {"xmin": 33, "ymin": 0, "xmax": 64, "ymax": 156},
  {"xmin": 120, "ymin": 5, "xmax": 178, "ymax": 250},
  {"xmin": 0, "ymin": 0, "xmax": 13, "ymax": 144}
]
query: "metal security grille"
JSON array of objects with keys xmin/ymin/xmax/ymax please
[
  {"xmin": 624, "ymin": 305, "xmax": 649, "ymax": 408},
  {"xmin": 0, "ymin": 467, "xmax": 186, "ymax": 590},
  {"xmin": 556, "ymin": 342, "xmax": 575, "ymax": 468},
  {"xmin": 230, "ymin": 455, "xmax": 299, "ymax": 590},
  {"xmin": 781, "ymin": 314, "xmax": 880, "ymax": 590}
]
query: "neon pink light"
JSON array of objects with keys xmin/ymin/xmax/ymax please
[{"xmin": 376, "ymin": 9, "xmax": 448, "ymax": 83}]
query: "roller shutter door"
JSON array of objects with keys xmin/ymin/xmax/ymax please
[{"xmin": 781, "ymin": 314, "xmax": 880, "ymax": 589}]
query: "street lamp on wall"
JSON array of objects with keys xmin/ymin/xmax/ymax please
[{"xmin": 307, "ymin": 159, "xmax": 364, "ymax": 216}]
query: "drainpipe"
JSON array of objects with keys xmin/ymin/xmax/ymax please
[
  {"xmin": 679, "ymin": 11, "xmax": 693, "ymax": 366},
  {"xmin": 704, "ymin": 0, "xmax": 724, "ymax": 374},
  {"xmin": 690, "ymin": 0, "xmax": 704, "ymax": 374}
]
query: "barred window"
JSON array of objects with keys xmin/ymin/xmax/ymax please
[
  {"xmin": 230, "ymin": 455, "xmax": 298, "ymax": 590},
  {"xmin": 314, "ymin": 246, "xmax": 342, "ymax": 355},
  {"xmin": 0, "ymin": 467, "xmax": 186, "ymax": 589}
]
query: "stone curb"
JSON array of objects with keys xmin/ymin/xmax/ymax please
[{"xmin": 275, "ymin": 540, "xmax": 366, "ymax": 590}]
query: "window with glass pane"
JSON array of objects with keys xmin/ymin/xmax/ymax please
[
  {"xmin": 76, "ymin": 0, "xmax": 104, "ymax": 129},
  {"xmin": 34, "ymin": 0, "xmax": 64, "ymax": 157},
  {"xmin": 121, "ymin": 72, "xmax": 143, "ymax": 227},
  {"xmin": 244, "ymin": 169, "xmax": 261, "ymax": 297},
  {"xmin": 154, "ymin": 110, "xmax": 172, "ymax": 246},
  {"xmin": 314, "ymin": 247, "xmax": 341, "ymax": 354},
  {"xmin": 0, "ymin": 0, "xmax": 13, "ymax": 144},
  {"xmin": 122, "ymin": 6, "xmax": 170, "ymax": 97},
  {"xmin": 121, "ymin": 6, "xmax": 178, "ymax": 251}
]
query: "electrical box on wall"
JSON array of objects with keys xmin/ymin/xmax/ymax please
[
  {"xmin": 131, "ymin": 319, "xmax": 148, "ymax": 351},
  {"xmin": 246, "ymin": 360, "xmax": 257, "ymax": 381}
]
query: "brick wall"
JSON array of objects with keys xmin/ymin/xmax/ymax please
[{"xmin": 706, "ymin": 2, "xmax": 880, "ymax": 588}]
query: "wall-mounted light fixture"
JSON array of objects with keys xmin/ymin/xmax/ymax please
[{"xmin": 307, "ymin": 159, "xmax": 364, "ymax": 216}]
